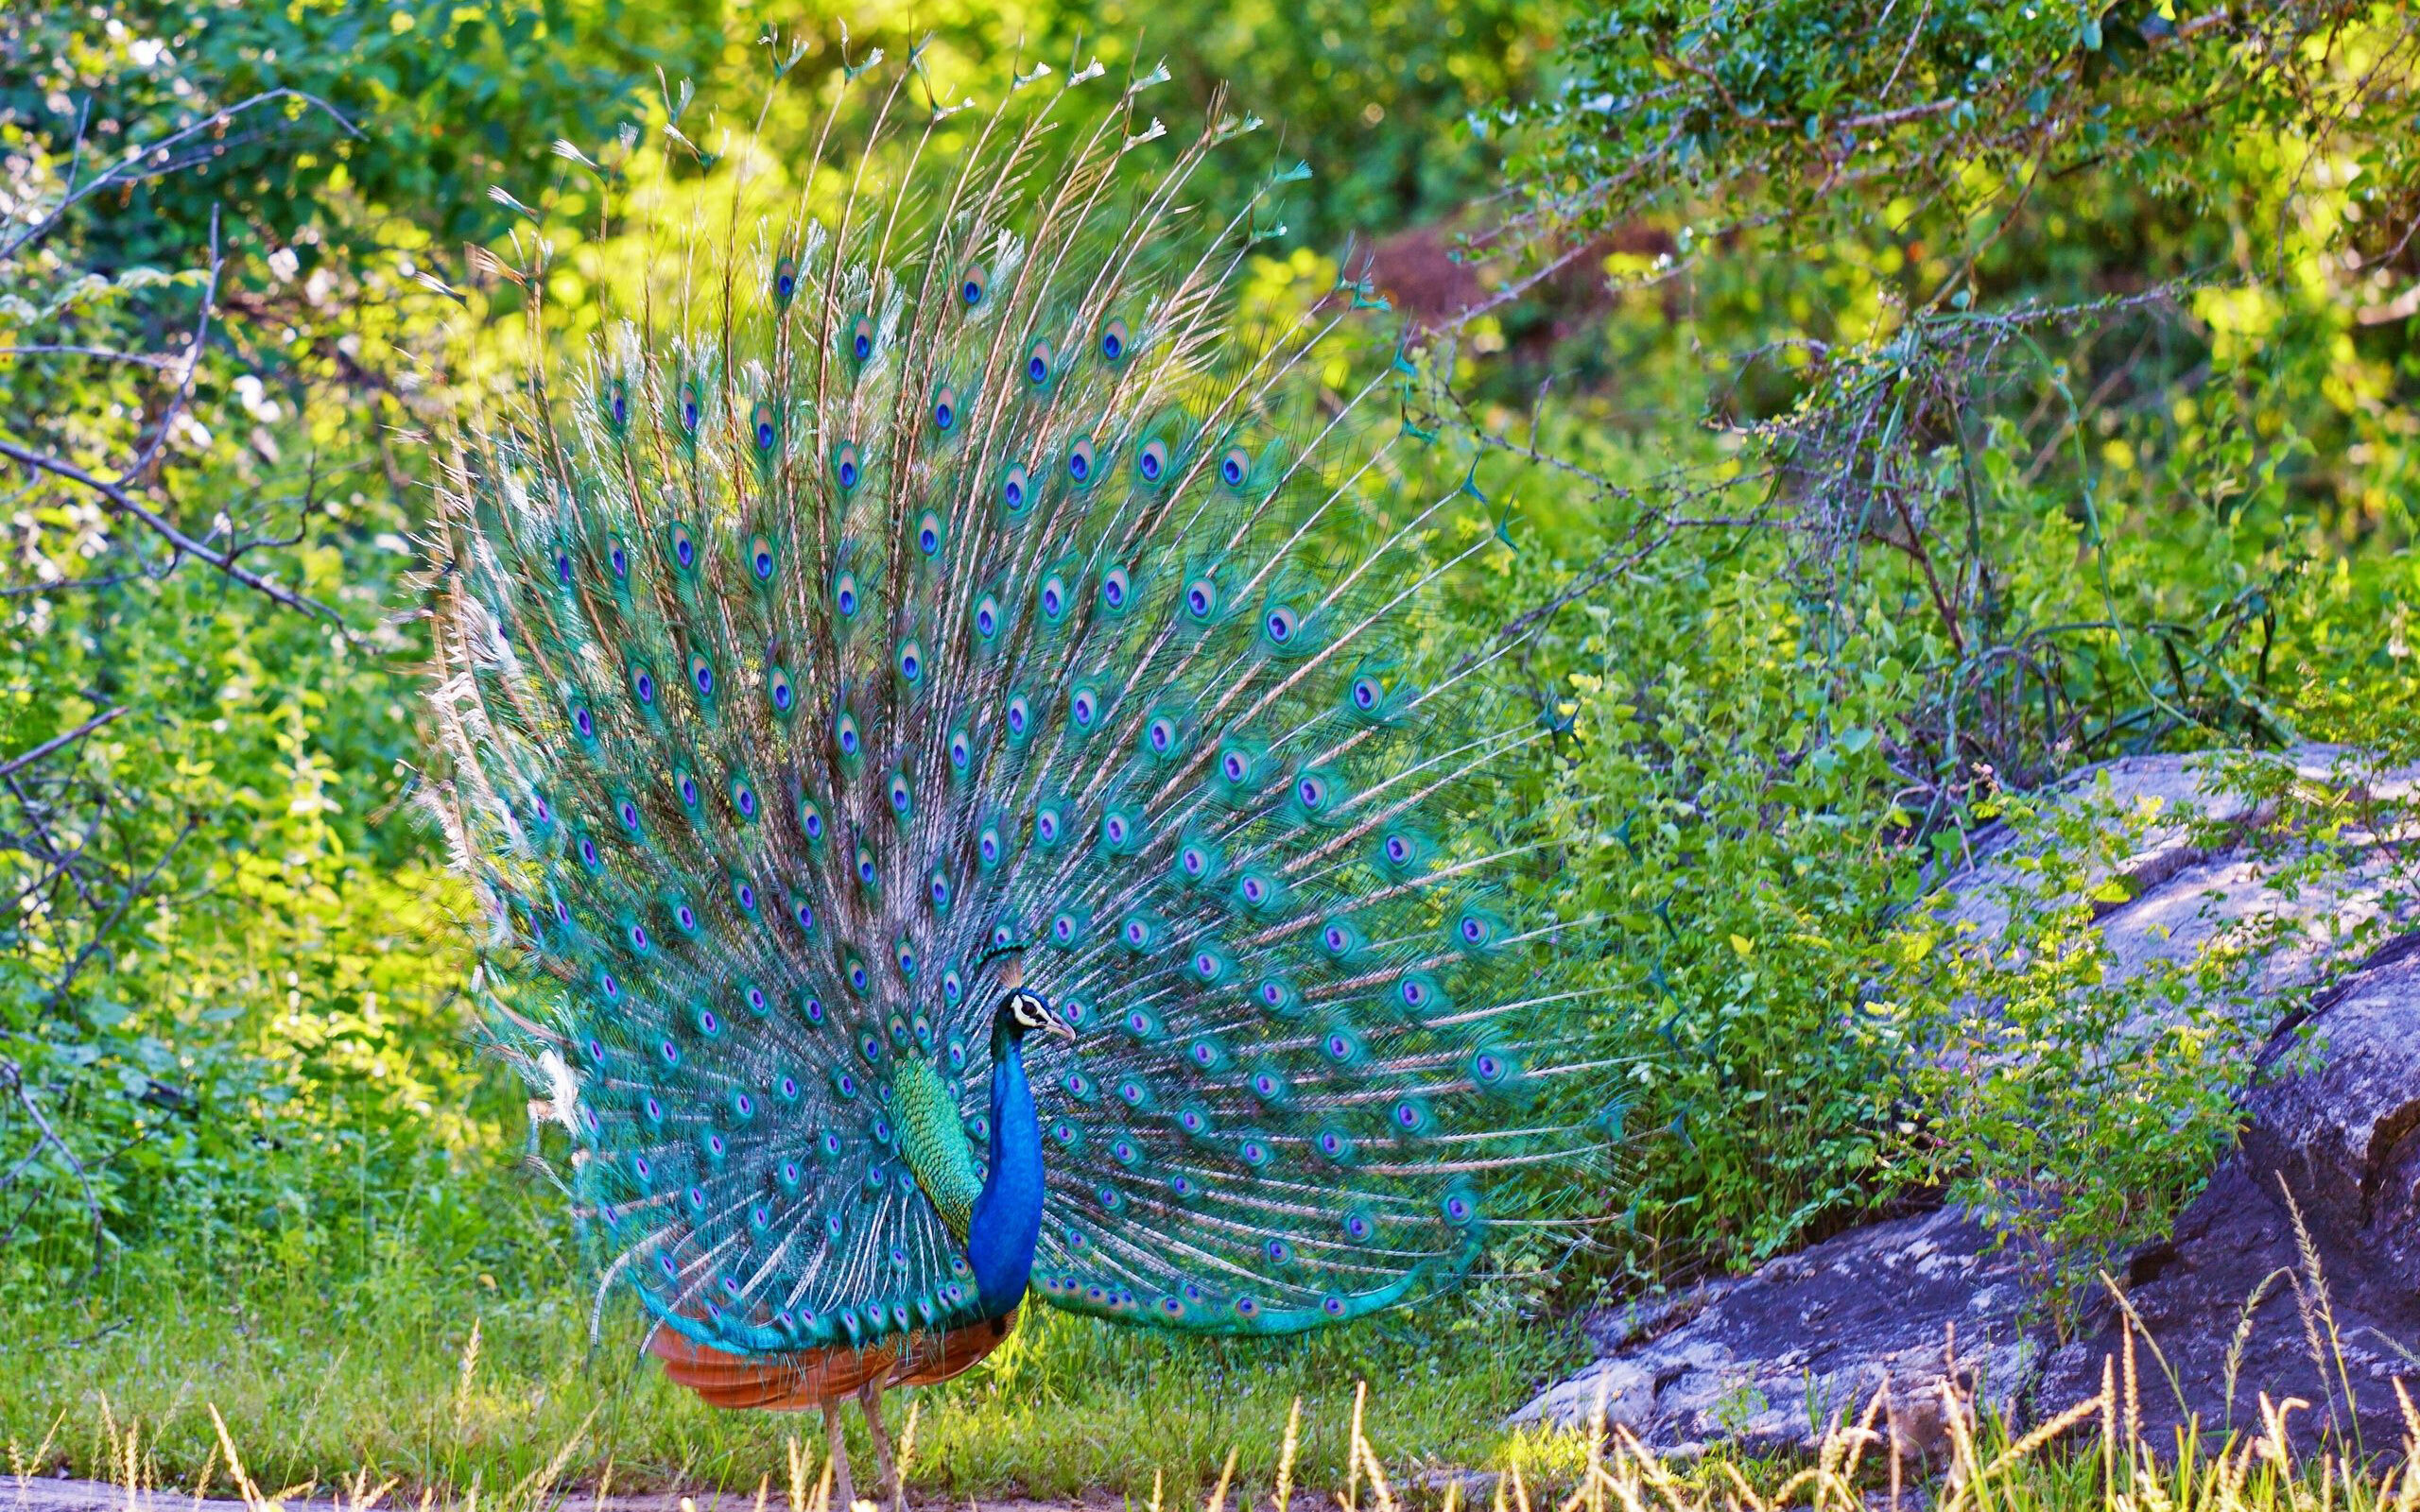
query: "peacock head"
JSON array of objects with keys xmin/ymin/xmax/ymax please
[
  {"xmin": 997, "ymin": 987, "xmax": 1077, "ymax": 1045},
  {"xmin": 983, "ymin": 946, "xmax": 1076, "ymax": 1050}
]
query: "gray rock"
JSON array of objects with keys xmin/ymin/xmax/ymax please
[
  {"xmin": 2242, "ymin": 938, "xmax": 2420, "ymax": 1285},
  {"xmin": 1511, "ymin": 1208, "xmax": 2043, "ymax": 1461},
  {"xmin": 2034, "ymin": 936, "xmax": 2420, "ymax": 1459},
  {"xmin": 2034, "ymin": 1158, "xmax": 2420, "ymax": 1461},
  {"xmin": 1939, "ymin": 746, "xmax": 2418, "ymax": 1006},
  {"xmin": 1516, "ymin": 747, "xmax": 2420, "ymax": 1460}
]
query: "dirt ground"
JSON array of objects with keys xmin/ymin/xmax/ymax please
[{"xmin": 4, "ymin": 1480, "xmax": 1138, "ymax": 1512}]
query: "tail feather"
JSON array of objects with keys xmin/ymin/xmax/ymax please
[{"xmin": 427, "ymin": 55, "xmax": 1599, "ymax": 1366}]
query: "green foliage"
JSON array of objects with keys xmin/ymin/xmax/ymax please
[
  {"xmin": 1894, "ymin": 781, "xmax": 2261, "ymax": 1323},
  {"xmin": 1411, "ymin": 0, "xmax": 2420, "ymax": 1297},
  {"xmin": 1505, "ymin": 0, "xmax": 2417, "ymax": 275},
  {"xmin": 0, "ymin": 0, "xmax": 701, "ymax": 1279}
]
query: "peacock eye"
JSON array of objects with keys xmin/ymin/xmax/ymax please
[
  {"xmin": 752, "ymin": 400, "xmax": 777, "ymax": 453},
  {"xmin": 1099, "ymin": 318, "xmax": 1129, "ymax": 363},
  {"xmin": 1024, "ymin": 337, "xmax": 1053, "ymax": 388},
  {"xmin": 1136, "ymin": 438, "xmax": 1167, "ymax": 483},
  {"xmin": 959, "ymin": 264, "xmax": 988, "ymax": 307},
  {"xmin": 932, "ymin": 387, "xmax": 958, "ymax": 433},
  {"xmin": 1219, "ymin": 447, "xmax": 1249, "ymax": 487},
  {"xmin": 833, "ymin": 442, "xmax": 862, "ymax": 491},
  {"xmin": 848, "ymin": 314, "xmax": 874, "ymax": 363},
  {"xmin": 1000, "ymin": 462, "xmax": 1030, "ymax": 514},
  {"xmin": 915, "ymin": 510, "xmax": 943, "ymax": 557},
  {"xmin": 1066, "ymin": 436, "xmax": 1096, "ymax": 483}
]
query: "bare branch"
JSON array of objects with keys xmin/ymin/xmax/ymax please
[
  {"xmin": 0, "ymin": 438, "xmax": 347, "ymax": 626},
  {"xmin": 0, "ymin": 707, "xmax": 127, "ymax": 782},
  {"xmin": 0, "ymin": 88, "xmax": 362, "ymax": 261}
]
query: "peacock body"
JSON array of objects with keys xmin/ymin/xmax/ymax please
[{"xmin": 424, "ymin": 43, "xmax": 1591, "ymax": 1471}]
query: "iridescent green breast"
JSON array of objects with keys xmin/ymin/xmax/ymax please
[{"xmin": 895, "ymin": 1057, "xmax": 981, "ymax": 1245}]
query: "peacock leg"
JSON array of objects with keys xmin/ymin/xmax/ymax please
[
  {"xmin": 822, "ymin": 1402, "xmax": 857, "ymax": 1512},
  {"xmin": 856, "ymin": 1380, "xmax": 903, "ymax": 1512}
]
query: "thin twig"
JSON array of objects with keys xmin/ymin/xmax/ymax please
[
  {"xmin": 0, "ymin": 438, "xmax": 346, "ymax": 625},
  {"xmin": 0, "ymin": 707, "xmax": 126, "ymax": 782}
]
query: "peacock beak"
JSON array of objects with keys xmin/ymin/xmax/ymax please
[{"xmin": 1043, "ymin": 1013, "xmax": 1078, "ymax": 1044}]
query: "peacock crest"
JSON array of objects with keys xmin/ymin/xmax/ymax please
[{"xmin": 424, "ymin": 43, "xmax": 1596, "ymax": 1371}]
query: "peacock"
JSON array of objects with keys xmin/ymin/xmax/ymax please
[{"xmin": 424, "ymin": 42, "xmax": 1597, "ymax": 1510}]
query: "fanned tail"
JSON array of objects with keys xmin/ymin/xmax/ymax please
[{"xmin": 424, "ymin": 47, "xmax": 1599, "ymax": 1366}]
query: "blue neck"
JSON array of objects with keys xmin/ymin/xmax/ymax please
[{"xmin": 965, "ymin": 1026, "xmax": 1046, "ymax": 1317}]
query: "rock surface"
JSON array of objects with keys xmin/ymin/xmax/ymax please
[
  {"xmin": 1511, "ymin": 1207, "xmax": 2041, "ymax": 1460},
  {"xmin": 2241, "ymin": 938, "xmax": 2420, "ymax": 1287},
  {"xmin": 1516, "ymin": 747, "xmax": 2420, "ymax": 1458},
  {"xmin": 2036, "ymin": 934, "xmax": 2420, "ymax": 1459},
  {"xmin": 1938, "ymin": 746, "xmax": 2417, "ymax": 1003},
  {"xmin": 2035, "ymin": 1158, "xmax": 2420, "ymax": 1460}
]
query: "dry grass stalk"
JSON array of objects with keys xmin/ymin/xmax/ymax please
[
  {"xmin": 452, "ymin": 1320, "xmax": 482, "ymax": 1435},
  {"xmin": 1275, "ymin": 1396, "xmax": 1305, "ymax": 1512},
  {"xmin": 1204, "ymin": 1444, "xmax": 1240, "ymax": 1512}
]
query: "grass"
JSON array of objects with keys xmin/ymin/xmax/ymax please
[
  {"xmin": 0, "ymin": 1244, "xmax": 1585, "ymax": 1502},
  {"xmin": 5, "ymin": 1332, "xmax": 2417, "ymax": 1512},
  {"xmin": 4, "ymin": 1173, "xmax": 2413, "ymax": 1512}
]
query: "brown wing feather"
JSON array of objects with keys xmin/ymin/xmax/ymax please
[
  {"xmin": 648, "ymin": 1330, "xmax": 901, "ymax": 1412},
  {"xmin": 646, "ymin": 1310, "xmax": 1018, "ymax": 1410},
  {"xmin": 890, "ymin": 1308, "xmax": 1018, "ymax": 1388}
]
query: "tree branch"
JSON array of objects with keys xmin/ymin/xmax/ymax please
[
  {"xmin": 0, "ymin": 707, "xmax": 126, "ymax": 782},
  {"xmin": 0, "ymin": 438, "xmax": 346, "ymax": 625}
]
